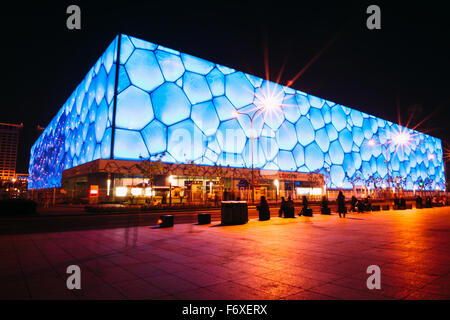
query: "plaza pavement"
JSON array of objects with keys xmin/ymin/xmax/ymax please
[{"xmin": 0, "ymin": 207, "xmax": 449, "ymax": 300}]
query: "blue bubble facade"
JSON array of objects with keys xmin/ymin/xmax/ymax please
[{"xmin": 29, "ymin": 34, "xmax": 446, "ymax": 190}]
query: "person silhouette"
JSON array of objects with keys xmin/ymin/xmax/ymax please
[{"xmin": 337, "ymin": 191, "xmax": 346, "ymax": 218}]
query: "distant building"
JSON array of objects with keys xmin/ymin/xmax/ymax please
[{"xmin": 0, "ymin": 123, "xmax": 23, "ymax": 181}]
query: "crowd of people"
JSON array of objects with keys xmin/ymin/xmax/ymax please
[{"xmin": 255, "ymin": 192, "xmax": 448, "ymax": 221}]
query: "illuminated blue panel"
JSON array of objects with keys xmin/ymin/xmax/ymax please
[
  {"xmin": 309, "ymin": 108, "xmax": 325, "ymax": 130},
  {"xmin": 281, "ymin": 95, "xmax": 301, "ymax": 123},
  {"xmin": 95, "ymin": 99, "xmax": 108, "ymax": 142},
  {"xmin": 296, "ymin": 95, "xmax": 310, "ymax": 115},
  {"xmin": 181, "ymin": 53, "xmax": 214, "ymax": 75},
  {"xmin": 141, "ymin": 120, "xmax": 167, "ymax": 155},
  {"xmin": 101, "ymin": 127, "xmax": 112, "ymax": 159},
  {"xmin": 292, "ymin": 144, "xmax": 305, "ymax": 167},
  {"xmin": 151, "ymin": 82, "xmax": 191, "ymax": 125},
  {"xmin": 315, "ymin": 128, "xmax": 330, "ymax": 152},
  {"xmin": 278, "ymin": 150, "xmax": 297, "ymax": 171},
  {"xmin": 331, "ymin": 105, "xmax": 347, "ymax": 132},
  {"xmin": 191, "ymin": 101, "xmax": 220, "ymax": 136},
  {"xmin": 296, "ymin": 116, "xmax": 315, "ymax": 146},
  {"xmin": 29, "ymin": 34, "xmax": 446, "ymax": 191},
  {"xmin": 155, "ymin": 50, "xmax": 185, "ymax": 81},
  {"xmin": 243, "ymin": 139, "xmax": 266, "ymax": 168},
  {"xmin": 206, "ymin": 68, "xmax": 225, "ymax": 97},
  {"xmin": 330, "ymin": 165, "xmax": 345, "ymax": 187},
  {"xmin": 115, "ymin": 86, "xmax": 154, "ymax": 130},
  {"xmin": 260, "ymin": 136, "xmax": 279, "ymax": 161},
  {"xmin": 343, "ymin": 154, "xmax": 356, "ymax": 177},
  {"xmin": 225, "ymin": 72, "xmax": 254, "ymax": 108},
  {"xmin": 329, "ymin": 141, "xmax": 344, "ymax": 165},
  {"xmin": 338, "ymin": 128, "xmax": 353, "ymax": 153},
  {"xmin": 216, "ymin": 119, "xmax": 246, "ymax": 154},
  {"xmin": 305, "ymin": 142, "xmax": 324, "ymax": 171},
  {"xmin": 183, "ymin": 71, "xmax": 212, "ymax": 104},
  {"xmin": 213, "ymin": 96, "xmax": 236, "ymax": 121},
  {"xmin": 276, "ymin": 121, "xmax": 296, "ymax": 150},
  {"xmin": 167, "ymin": 119, "xmax": 205, "ymax": 162},
  {"xmin": 125, "ymin": 49, "xmax": 164, "ymax": 91},
  {"xmin": 114, "ymin": 129, "xmax": 149, "ymax": 160}
]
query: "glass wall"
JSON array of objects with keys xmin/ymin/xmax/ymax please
[{"xmin": 29, "ymin": 34, "xmax": 445, "ymax": 191}]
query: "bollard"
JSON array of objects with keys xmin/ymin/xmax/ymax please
[
  {"xmin": 158, "ymin": 215, "xmax": 174, "ymax": 228},
  {"xmin": 198, "ymin": 213, "xmax": 211, "ymax": 225}
]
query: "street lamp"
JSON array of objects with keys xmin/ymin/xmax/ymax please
[
  {"xmin": 233, "ymin": 106, "xmax": 269, "ymax": 204},
  {"xmin": 168, "ymin": 175, "xmax": 174, "ymax": 206},
  {"xmin": 274, "ymin": 179, "xmax": 279, "ymax": 203}
]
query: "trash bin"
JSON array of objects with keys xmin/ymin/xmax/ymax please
[
  {"xmin": 221, "ymin": 201, "xmax": 248, "ymax": 225},
  {"xmin": 158, "ymin": 215, "xmax": 174, "ymax": 228},
  {"xmin": 198, "ymin": 213, "xmax": 211, "ymax": 225}
]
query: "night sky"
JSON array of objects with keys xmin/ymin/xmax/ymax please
[{"xmin": 2, "ymin": 1, "xmax": 449, "ymax": 179}]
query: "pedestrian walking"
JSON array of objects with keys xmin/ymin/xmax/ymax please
[{"xmin": 337, "ymin": 191, "xmax": 346, "ymax": 218}]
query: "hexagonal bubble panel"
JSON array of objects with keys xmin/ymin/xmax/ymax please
[
  {"xmin": 343, "ymin": 153, "xmax": 356, "ymax": 177},
  {"xmin": 263, "ymin": 107, "xmax": 285, "ymax": 131},
  {"xmin": 183, "ymin": 71, "xmax": 212, "ymax": 104},
  {"xmin": 281, "ymin": 95, "xmax": 300, "ymax": 123},
  {"xmin": 259, "ymin": 136, "xmax": 279, "ymax": 161},
  {"xmin": 114, "ymin": 129, "xmax": 149, "ymax": 160},
  {"xmin": 141, "ymin": 120, "xmax": 167, "ymax": 155},
  {"xmin": 129, "ymin": 36, "xmax": 157, "ymax": 50},
  {"xmin": 321, "ymin": 103, "xmax": 332, "ymax": 124},
  {"xmin": 217, "ymin": 64, "xmax": 235, "ymax": 75},
  {"xmin": 315, "ymin": 128, "xmax": 330, "ymax": 152},
  {"xmin": 352, "ymin": 127, "xmax": 364, "ymax": 147},
  {"xmin": 151, "ymin": 82, "xmax": 191, "ymax": 126},
  {"xmin": 181, "ymin": 53, "xmax": 214, "ymax": 75},
  {"xmin": 236, "ymin": 105, "xmax": 264, "ymax": 138},
  {"xmin": 225, "ymin": 72, "xmax": 254, "ymax": 108},
  {"xmin": 338, "ymin": 128, "xmax": 353, "ymax": 153},
  {"xmin": 125, "ymin": 49, "xmax": 164, "ymax": 92},
  {"xmin": 276, "ymin": 121, "xmax": 297, "ymax": 150},
  {"xmin": 329, "ymin": 141, "xmax": 344, "ymax": 165},
  {"xmin": 350, "ymin": 109, "xmax": 363, "ymax": 127},
  {"xmin": 277, "ymin": 150, "xmax": 297, "ymax": 171},
  {"xmin": 213, "ymin": 96, "xmax": 236, "ymax": 121},
  {"xmin": 305, "ymin": 142, "xmax": 324, "ymax": 171},
  {"xmin": 309, "ymin": 108, "xmax": 325, "ymax": 130},
  {"xmin": 292, "ymin": 144, "xmax": 305, "ymax": 167},
  {"xmin": 296, "ymin": 95, "xmax": 310, "ymax": 115},
  {"xmin": 242, "ymin": 139, "xmax": 266, "ymax": 168},
  {"xmin": 191, "ymin": 101, "xmax": 220, "ymax": 136},
  {"xmin": 216, "ymin": 119, "xmax": 247, "ymax": 154},
  {"xmin": 95, "ymin": 99, "xmax": 108, "ymax": 142},
  {"xmin": 308, "ymin": 95, "xmax": 324, "ymax": 109},
  {"xmin": 115, "ymin": 86, "xmax": 154, "ymax": 130},
  {"xmin": 206, "ymin": 68, "xmax": 225, "ymax": 97},
  {"xmin": 377, "ymin": 155, "xmax": 387, "ymax": 178},
  {"xmin": 331, "ymin": 105, "xmax": 347, "ymax": 132},
  {"xmin": 155, "ymin": 49, "xmax": 185, "ymax": 82},
  {"xmin": 167, "ymin": 119, "xmax": 205, "ymax": 162},
  {"xmin": 296, "ymin": 116, "xmax": 315, "ymax": 146},
  {"xmin": 330, "ymin": 165, "xmax": 345, "ymax": 187}
]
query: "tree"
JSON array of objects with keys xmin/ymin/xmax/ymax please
[
  {"xmin": 347, "ymin": 172, "xmax": 363, "ymax": 197},
  {"xmin": 136, "ymin": 153, "xmax": 165, "ymax": 202}
]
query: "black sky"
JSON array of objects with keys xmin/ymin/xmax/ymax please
[{"xmin": 2, "ymin": 1, "xmax": 450, "ymax": 177}]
